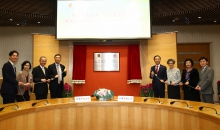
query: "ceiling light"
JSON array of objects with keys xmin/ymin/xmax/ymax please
[
  {"xmin": 172, "ymin": 20, "xmax": 175, "ymax": 22},
  {"xmin": 38, "ymin": 22, "xmax": 40, "ymax": 24},
  {"xmin": 17, "ymin": 24, "xmax": 19, "ymax": 25},
  {"xmin": 198, "ymin": 16, "xmax": 201, "ymax": 19},
  {"xmin": 9, "ymin": 19, "xmax": 13, "ymax": 21},
  {"xmin": 214, "ymin": 20, "xmax": 217, "ymax": 22}
]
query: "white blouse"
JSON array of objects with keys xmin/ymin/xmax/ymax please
[{"xmin": 166, "ymin": 68, "xmax": 181, "ymax": 85}]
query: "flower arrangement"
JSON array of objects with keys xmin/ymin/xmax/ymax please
[
  {"xmin": 140, "ymin": 83, "xmax": 153, "ymax": 97},
  {"xmin": 62, "ymin": 83, "xmax": 73, "ymax": 98},
  {"xmin": 93, "ymin": 88, "xmax": 114, "ymax": 101},
  {"xmin": 217, "ymin": 81, "xmax": 220, "ymax": 86}
]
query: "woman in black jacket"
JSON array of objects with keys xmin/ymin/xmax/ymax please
[{"xmin": 180, "ymin": 58, "xmax": 200, "ymax": 102}]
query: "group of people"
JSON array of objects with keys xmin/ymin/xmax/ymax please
[
  {"xmin": 0, "ymin": 50, "xmax": 214, "ymax": 104},
  {"xmin": 150, "ymin": 55, "xmax": 214, "ymax": 103},
  {"xmin": 0, "ymin": 50, "xmax": 67, "ymax": 104}
]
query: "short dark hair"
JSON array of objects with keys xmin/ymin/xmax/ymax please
[
  {"xmin": 39, "ymin": 56, "xmax": 46, "ymax": 61},
  {"xmin": 21, "ymin": 60, "xmax": 32, "ymax": 70},
  {"xmin": 184, "ymin": 58, "xmax": 194, "ymax": 67},
  {"xmin": 54, "ymin": 54, "xmax": 61, "ymax": 58},
  {"xmin": 199, "ymin": 57, "xmax": 208, "ymax": 62},
  {"xmin": 9, "ymin": 50, "xmax": 19, "ymax": 56},
  {"xmin": 167, "ymin": 59, "xmax": 175, "ymax": 64},
  {"xmin": 153, "ymin": 55, "xmax": 161, "ymax": 60}
]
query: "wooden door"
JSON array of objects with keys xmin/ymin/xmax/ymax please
[{"xmin": 177, "ymin": 43, "xmax": 210, "ymax": 72}]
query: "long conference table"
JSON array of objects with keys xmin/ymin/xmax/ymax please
[{"xmin": 0, "ymin": 97, "xmax": 220, "ymax": 130}]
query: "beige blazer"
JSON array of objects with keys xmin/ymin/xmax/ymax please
[{"xmin": 16, "ymin": 71, "xmax": 33, "ymax": 95}]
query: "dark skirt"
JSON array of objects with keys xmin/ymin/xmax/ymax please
[
  {"xmin": 16, "ymin": 90, "xmax": 30, "ymax": 102},
  {"xmin": 183, "ymin": 85, "xmax": 201, "ymax": 102},
  {"xmin": 168, "ymin": 85, "xmax": 180, "ymax": 99}
]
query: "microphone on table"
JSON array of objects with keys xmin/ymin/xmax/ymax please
[
  {"xmin": 143, "ymin": 98, "xmax": 163, "ymax": 104},
  {"xmin": 170, "ymin": 101, "xmax": 193, "ymax": 108},
  {"xmin": 0, "ymin": 104, "xmax": 20, "ymax": 112},
  {"xmin": 199, "ymin": 106, "xmax": 220, "ymax": 115},
  {"xmin": 32, "ymin": 100, "xmax": 50, "ymax": 106}
]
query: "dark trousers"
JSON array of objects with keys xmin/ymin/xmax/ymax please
[
  {"xmin": 35, "ymin": 93, "xmax": 48, "ymax": 100},
  {"xmin": 183, "ymin": 86, "xmax": 201, "ymax": 102},
  {"xmin": 1, "ymin": 93, "xmax": 16, "ymax": 104},
  {"xmin": 168, "ymin": 85, "xmax": 180, "ymax": 99},
  {"xmin": 50, "ymin": 86, "xmax": 63, "ymax": 99},
  {"xmin": 16, "ymin": 90, "xmax": 30, "ymax": 102},
  {"xmin": 153, "ymin": 87, "xmax": 165, "ymax": 98}
]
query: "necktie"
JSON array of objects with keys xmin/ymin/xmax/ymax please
[
  {"xmin": 13, "ymin": 65, "xmax": 16, "ymax": 74},
  {"xmin": 42, "ymin": 67, "xmax": 45, "ymax": 75},
  {"xmin": 155, "ymin": 65, "xmax": 158, "ymax": 74},
  {"xmin": 202, "ymin": 67, "xmax": 205, "ymax": 73},
  {"xmin": 57, "ymin": 64, "xmax": 61, "ymax": 84}
]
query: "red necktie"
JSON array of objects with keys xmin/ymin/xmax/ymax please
[{"xmin": 155, "ymin": 65, "xmax": 158, "ymax": 74}]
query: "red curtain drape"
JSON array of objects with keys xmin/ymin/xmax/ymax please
[
  {"xmin": 127, "ymin": 45, "xmax": 142, "ymax": 83},
  {"xmin": 72, "ymin": 45, "xmax": 87, "ymax": 84}
]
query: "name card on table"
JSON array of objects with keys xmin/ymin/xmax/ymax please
[
  {"xmin": 75, "ymin": 96, "xmax": 91, "ymax": 102},
  {"xmin": 118, "ymin": 96, "xmax": 134, "ymax": 102}
]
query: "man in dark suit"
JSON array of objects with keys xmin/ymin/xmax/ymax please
[
  {"xmin": 1, "ymin": 50, "xmax": 23, "ymax": 104},
  {"xmin": 195, "ymin": 57, "xmax": 214, "ymax": 103},
  {"xmin": 48, "ymin": 54, "xmax": 67, "ymax": 98},
  {"xmin": 32, "ymin": 56, "xmax": 50, "ymax": 100},
  {"xmin": 149, "ymin": 55, "xmax": 167, "ymax": 98}
]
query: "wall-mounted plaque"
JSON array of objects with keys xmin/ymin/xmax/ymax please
[{"xmin": 94, "ymin": 53, "xmax": 119, "ymax": 71}]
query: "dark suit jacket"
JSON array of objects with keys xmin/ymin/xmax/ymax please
[
  {"xmin": 32, "ymin": 66, "xmax": 49, "ymax": 95},
  {"xmin": 181, "ymin": 68, "xmax": 199, "ymax": 90},
  {"xmin": 1, "ymin": 61, "xmax": 18, "ymax": 95},
  {"xmin": 48, "ymin": 63, "xmax": 66, "ymax": 91},
  {"xmin": 198, "ymin": 66, "xmax": 214, "ymax": 94},
  {"xmin": 149, "ymin": 64, "xmax": 167, "ymax": 90}
]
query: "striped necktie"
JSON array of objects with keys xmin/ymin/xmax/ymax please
[{"xmin": 57, "ymin": 64, "xmax": 61, "ymax": 84}]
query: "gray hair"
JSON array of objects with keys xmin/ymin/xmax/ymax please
[
  {"xmin": 39, "ymin": 56, "xmax": 47, "ymax": 61},
  {"xmin": 167, "ymin": 59, "xmax": 175, "ymax": 64}
]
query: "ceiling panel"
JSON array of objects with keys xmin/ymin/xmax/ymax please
[{"xmin": 0, "ymin": 0, "xmax": 219, "ymax": 26}]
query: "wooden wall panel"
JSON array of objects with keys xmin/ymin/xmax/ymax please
[
  {"xmin": 140, "ymin": 32, "xmax": 177, "ymax": 96},
  {"xmin": 33, "ymin": 34, "xmax": 59, "ymax": 67}
]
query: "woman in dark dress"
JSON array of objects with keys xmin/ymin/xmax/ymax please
[{"xmin": 179, "ymin": 58, "xmax": 200, "ymax": 102}]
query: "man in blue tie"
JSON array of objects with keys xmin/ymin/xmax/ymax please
[
  {"xmin": 1, "ymin": 50, "xmax": 23, "ymax": 104},
  {"xmin": 48, "ymin": 54, "xmax": 67, "ymax": 98},
  {"xmin": 149, "ymin": 55, "xmax": 167, "ymax": 98}
]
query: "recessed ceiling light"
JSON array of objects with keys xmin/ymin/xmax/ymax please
[
  {"xmin": 9, "ymin": 19, "xmax": 13, "ymax": 21},
  {"xmin": 198, "ymin": 16, "xmax": 201, "ymax": 19},
  {"xmin": 17, "ymin": 24, "xmax": 19, "ymax": 25},
  {"xmin": 38, "ymin": 22, "xmax": 40, "ymax": 24},
  {"xmin": 172, "ymin": 20, "xmax": 175, "ymax": 22},
  {"xmin": 214, "ymin": 20, "xmax": 217, "ymax": 22}
]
